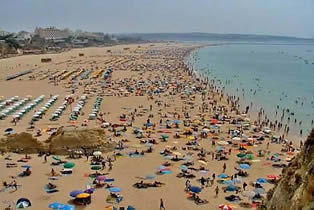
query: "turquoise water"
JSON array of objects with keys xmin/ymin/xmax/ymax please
[{"xmin": 189, "ymin": 44, "xmax": 314, "ymax": 138}]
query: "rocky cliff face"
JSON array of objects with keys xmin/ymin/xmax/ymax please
[{"xmin": 262, "ymin": 129, "xmax": 314, "ymax": 210}]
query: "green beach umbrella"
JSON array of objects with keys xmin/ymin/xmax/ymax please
[
  {"xmin": 161, "ymin": 134, "xmax": 169, "ymax": 139},
  {"xmin": 64, "ymin": 162, "xmax": 75, "ymax": 169},
  {"xmin": 52, "ymin": 156, "xmax": 61, "ymax": 161},
  {"xmin": 91, "ymin": 165, "xmax": 101, "ymax": 171},
  {"xmin": 246, "ymin": 154, "xmax": 254, "ymax": 160},
  {"xmin": 237, "ymin": 153, "xmax": 246, "ymax": 158}
]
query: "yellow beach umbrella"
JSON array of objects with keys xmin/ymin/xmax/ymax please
[
  {"xmin": 187, "ymin": 136, "xmax": 195, "ymax": 140},
  {"xmin": 76, "ymin": 193, "xmax": 90, "ymax": 199}
]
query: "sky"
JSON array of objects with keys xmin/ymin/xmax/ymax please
[{"xmin": 1, "ymin": 0, "xmax": 314, "ymax": 38}]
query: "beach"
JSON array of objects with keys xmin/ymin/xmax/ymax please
[{"xmin": 0, "ymin": 43, "xmax": 300, "ymax": 210}]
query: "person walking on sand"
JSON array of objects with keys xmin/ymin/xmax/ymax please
[
  {"xmin": 13, "ymin": 180, "xmax": 18, "ymax": 191},
  {"xmin": 223, "ymin": 163, "xmax": 226, "ymax": 173},
  {"xmin": 160, "ymin": 198, "xmax": 165, "ymax": 210},
  {"xmin": 215, "ymin": 186, "xmax": 219, "ymax": 198},
  {"xmin": 243, "ymin": 182, "xmax": 247, "ymax": 191}
]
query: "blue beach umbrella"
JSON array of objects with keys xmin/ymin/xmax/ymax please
[
  {"xmin": 173, "ymin": 120, "xmax": 181, "ymax": 124},
  {"xmin": 239, "ymin": 164, "xmax": 251, "ymax": 170},
  {"xmin": 146, "ymin": 122, "xmax": 153, "ymax": 127},
  {"xmin": 84, "ymin": 188, "xmax": 95, "ymax": 194},
  {"xmin": 161, "ymin": 170, "xmax": 172, "ymax": 174},
  {"xmin": 256, "ymin": 178, "xmax": 267, "ymax": 184},
  {"xmin": 108, "ymin": 187, "xmax": 121, "ymax": 193},
  {"xmin": 70, "ymin": 190, "xmax": 83, "ymax": 198},
  {"xmin": 61, "ymin": 205, "xmax": 76, "ymax": 210},
  {"xmin": 226, "ymin": 185, "xmax": 238, "ymax": 192},
  {"xmin": 190, "ymin": 186, "xmax": 202, "ymax": 193},
  {"xmin": 49, "ymin": 202, "xmax": 64, "ymax": 209},
  {"xmin": 218, "ymin": 173, "xmax": 229, "ymax": 179},
  {"xmin": 223, "ymin": 180, "xmax": 233, "ymax": 185},
  {"xmin": 21, "ymin": 165, "xmax": 31, "ymax": 169}
]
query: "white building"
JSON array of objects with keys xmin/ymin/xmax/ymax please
[
  {"xmin": 0, "ymin": 28, "xmax": 10, "ymax": 37},
  {"xmin": 34, "ymin": 27, "xmax": 71, "ymax": 40}
]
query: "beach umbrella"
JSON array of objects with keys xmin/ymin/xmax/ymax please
[
  {"xmin": 218, "ymin": 173, "xmax": 229, "ymax": 179},
  {"xmin": 217, "ymin": 141, "xmax": 228, "ymax": 146},
  {"xmin": 267, "ymin": 175, "xmax": 280, "ymax": 180},
  {"xmin": 232, "ymin": 178, "xmax": 242, "ymax": 184},
  {"xmin": 146, "ymin": 122, "xmax": 153, "ymax": 127},
  {"xmin": 64, "ymin": 162, "xmax": 75, "ymax": 169},
  {"xmin": 242, "ymin": 190, "xmax": 256, "ymax": 198},
  {"xmin": 199, "ymin": 170, "xmax": 208, "ymax": 175},
  {"xmin": 216, "ymin": 146, "xmax": 224, "ymax": 152},
  {"xmin": 49, "ymin": 202, "xmax": 64, "ymax": 209},
  {"xmin": 173, "ymin": 120, "xmax": 181, "ymax": 124},
  {"xmin": 219, "ymin": 204, "xmax": 232, "ymax": 210},
  {"xmin": 91, "ymin": 165, "xmax": 101, "ymax": 171},
  {"xmin": 105, "ymin": 206, "xmax": 117, "ymax": 210},
  {"xmin": 157, "ymin": 165, "xmax": 167, "ymax": 170},
  {"xmin": 21, "ymin": 165, "xmax": 31, "ymax": 169},
  {"xmin": 93, "ymin": 151, "xmax": 102, "ymax": 156},
  {"xmin": 256, "ymin": 178, "xmax": 267, "ymax": 184},
  {"xmin": 254, "ymin": 188, "xmax": 266, "ymax": 194},
  {"xmin": 76, "ymin": 193, "xmax": 90, "ymax": 199},
  {"xmin": 108, "ymin": 187, "xmax": 121, "ymax": 193},
  {"xmin": 198, "ymin": 160, "xmax": 207, "ymax": 165},
  {"xmin": 211, "ymin": 119, "xmax": 218, "ymax": 124},
  {"xmin": 237, "ymin": 153, "xmax": 246, "ymax": 158},
  {"xmin": 84, "ymin": 188, "xmax": 95, "ymax": 194},
  {"xmin": 16, "ymin": 198, "xmax": 31, "ymax": 209},
  {"xmin": 226, "ymin": 185, "xmax": 238, "ymax": 192},
  {"xmin": 202, "ymin": 128, "xmax": 210, "ymax": 133},
  {"xmin": 232, "ymin": 137, "xmax": 241, "ymax": 141},
  {"xmin": 70, "ymin": 190, "xmax": 83, "ymax": 198},
  {"xmin": 60, "ymin": 204, "xmax": 76, "ymax": 210},
  {"xmin": 161, "ymin": 134, "xmax": 169, "ymax": 139},
  {"xmin": 52, "ymin": 156, "xmax": 61, "ymax": 161},
  {"xmin": 187, "ymin": 136, "xmax": 195, "ymax": 140},
  {"xmin": 145, "ymin": 174, "xmax": 156, "ymax": 180},
  {"xmin": 96, "ymin": 175, "xmax": 106, "ymax": 181},
  {"xmin": 180, "ymin": 165, "xmax": 188, "ymax": 171},
  {"xmin": 239, "ymin": 164, "xmax": 251, "ymax": 170},
  {"xmin": 246, "ymin": 154, "xmax": 254, "ymax": 160},
  {"xmin": 189, "ymin": 186, "xmax": 202, "ymax": 193},
  {"xmin": 16, "ymin": 202, "xmax": 31, "ymax": 209},
  {"xmin": 127, "ymin": 206, "xmax": 135, "ymax": 210},
  {"xmin": 223, "ymin": 180, "xmax": 233, "ymax": 185}
]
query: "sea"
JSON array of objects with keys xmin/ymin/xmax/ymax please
[{"xmin": 188, "ymin": 43, "xmax": 314, "ymax": 139}]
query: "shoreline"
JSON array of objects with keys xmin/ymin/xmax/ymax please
[{"xmin": 186, "ymin": 45, "xmax": 311, "ymax": 142}]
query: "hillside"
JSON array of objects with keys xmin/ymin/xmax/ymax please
[{"xmin": 261, "ymin": 129, "xmax": 314, "ymax": 210}]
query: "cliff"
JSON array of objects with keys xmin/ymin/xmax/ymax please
[{"xmin": 262, "ymin": 129, "xmax": 314, "ymax": 210}]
